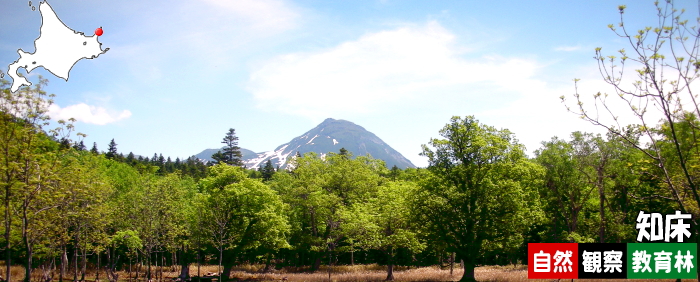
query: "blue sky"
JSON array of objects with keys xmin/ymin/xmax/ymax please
[{"xmin": 1, "ymin": 0, "xmax": 695, "ymax": 167}]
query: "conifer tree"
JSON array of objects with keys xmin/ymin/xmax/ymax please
[
  {"xmin": 59, "ymin": 137, "xmax": 71, "ymax": 149},
  {"xmin": 261, "ymin": 160, "xmax": 275, "ymax": 181},
  {"xmin": 212, "ymin": 128, "xmax": 243, "ymax": 166},
  {"xmin": 126, "ymin": 152, "xmax": 136, "ymax": 165},
  {"xmin": 106, "ymin": 139, "xmax": 118, "ymax": 159},
  {"xmin": 165, "ymin": 157, "xmax": 174, "ymax": 173},
  {"xmin": 73, "ymin": 140, "xmax": 86, "ymax": 151},
  {"xmin": 389, "ymin": 165, "xmax": 400, "ymax": 181},
  {"xmin": 90, "ymin": 142, "xmax": 99, "ymax": 154}
]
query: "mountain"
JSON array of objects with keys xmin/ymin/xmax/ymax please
[
  {"xmin": 196, "ymin": 118, "xmax": 416, "ymax": 169},
  {"xmin": 195, "ymin": 148, "xmax": 258, "ymax": 162}
]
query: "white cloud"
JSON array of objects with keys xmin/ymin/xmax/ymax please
[
  {"xmin": 49, "ymin": 103, "xmax": 132, "ymax": 125},
  {"xmin": 248, "ymin": 21, "xmax": 542, "ymax": 119},
  {"xmin": 555, "ymin": 45, "xmax": 582, "ymax": 52}
]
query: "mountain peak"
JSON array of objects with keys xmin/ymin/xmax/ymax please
[
  {"xmin": 195, "ymin": 119, "xmax": 416, "ymax": 170},
  {"xmin": 318, "ymin": 118, "xmax": 354, "ymax": 127}
]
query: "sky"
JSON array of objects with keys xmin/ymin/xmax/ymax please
[{"xmin": 1, "ymin": 0, "xmax": 696, "ymax": 167}]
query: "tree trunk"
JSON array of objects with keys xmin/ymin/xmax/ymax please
[
  {"xmin": 147, "ymin": 250, "xmax": 152, "ymax": 281},
  {"xmin": 350, "ymin": 240, "xmax": 354, "ymax": 266},
  {"xmin": 450, "ymin": 252, "xmax": 455, "ymax": 276},
  {"xmin": 96, "ymin": 252, "xmax": 101, "ymax": 282},
  {"xmin": 220, "ymin": 252, "xmax": 234, "ymax": 282},
  {"xmin": 104, "ymin": 247, "xmax": 119, "ymax": 282},
  {"xmin": 327, "ymin": 250, "xmax": 331, "ymax": 282},
  {"xmin": 311, "ymin": 256, "xmax": 321, "ymax": 272},
  {"xmin": 136, "ymin": 252, "xmax": 140, "ymax": 281},
  {"xmin": 459, "ymin": 260, "xmax": 476, "ymax": 282},
  {"xmin": 385, "ymin": 247, "xmax": 394, "ymax": 281},
  {"xmin": 155, "ymin": 252, "xmax": 158, "ymax": 282},
  {"xmin": 60, "ymin": 247, "xmax": 67, "ymax": 282},
  {"xmin": 24, "ymin": 243, "xmax": 32, "ymax": 282},
  {"xmin": 263, "ymin": 253, "xmax": 272, "ymax": 273},
  {"xmin": 218, "ymin": 247, "xmax": 223, "ymax": 276},
  {"xmin": 221, "ymin": 220, "xmax": 258, "ymax": 282},
  {"xmin": 178, "ymin": 246, "xmax": 189, "ymax": 281},
  {"xmin": 22, "ymin": 205, "xmax": 32, "ymax": 282},
  {"xmin": 73, "ymin": 247, "xmax": 78, "ymax": 282},
  {"xmin": 80, "ymin": 247, "xmax": 86, "ymax": 282}
]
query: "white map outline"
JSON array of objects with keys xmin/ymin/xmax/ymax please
[{"xmin": 7, "ymin": 1, "xmax": 109, "ymax": 93}]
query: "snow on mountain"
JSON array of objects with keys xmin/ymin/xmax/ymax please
[{"xmin": 195, "ymin": 118, "xmax": 416, "ymax": 169}]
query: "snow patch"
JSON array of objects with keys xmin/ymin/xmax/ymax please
[
  {"xmin": 306, "ymin": 134, "xmax": 319, "ymax": 144},
  {"xmin": 244, "ymin": 144, "xmax": 291, "ymax": 169}
]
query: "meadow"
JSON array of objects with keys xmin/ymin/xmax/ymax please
[{"xmin": 3, "ymin": 263, "xmax": 697, "ymax": 282}]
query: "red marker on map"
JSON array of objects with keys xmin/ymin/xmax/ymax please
[{"xmin": 95, "ymin": 27, "xmax": 103, "ymax": 36}]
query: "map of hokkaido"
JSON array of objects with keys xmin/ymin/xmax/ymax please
[{"xmin": 7, "ymin": 1, "xmax": 108, "ymax": 93}]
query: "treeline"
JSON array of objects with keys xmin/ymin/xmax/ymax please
[
  {"xmin": 86, "ymin": 139, "xmax": 208, "ymax": 180},
  {"xmin": 2, "ymin": 2, "xmax": 698, "ymax": 282},
  {"xmin": 2, "ymin": 78, "xmax": 699, "ymax": 282}
]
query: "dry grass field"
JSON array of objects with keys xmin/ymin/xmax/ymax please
[{"xmin": 1, "ymin": 264, "xmax": 698, "ymax": 282}]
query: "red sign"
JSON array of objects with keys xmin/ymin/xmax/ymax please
[{"xmin": 528, "ymin": 243, "xmax": 579, "ymax": 279}]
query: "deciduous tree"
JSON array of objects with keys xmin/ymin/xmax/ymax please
[{"xmin": 415, "ymin": 116, "xmax": 543, "ymax": 282}]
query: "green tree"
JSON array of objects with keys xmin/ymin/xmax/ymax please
[
  {"xmin": 58, "ymin": 153, "xmax": 114, "ymax": 282},
  {"xmin": 0, "ymin": 77, "xmax": 61, "ymax": 282},
  {"xmin": 212, "ymin": 128, "xmax": 243, "ymax": 166},
  {"xmin": 197, "ymin": 164, "xmax": 289, "ymax": 281},
  {"xmin": 110, "ymin": 230, "xmax": 143, "ymax": 282},
  {"xmin": 91, "ymin": 142, "xmax": 99, "ymax": 154},
  {"xmin": 261, "ymin": 160, "xmax": 276, "ymax": 181},
  {"xmin": 73, "ymin": 140, "xmax": 86, "ymax": 151},
  {"xmin": 415, "ymin": 116, "xmax": 543, "ymax": 282},
  {"xmin": 565, "ymin": 1, "xmax": 700, "ymax": 233},
  {"xmin": 270, "ymin": 151, "xmax": 386, "ymax": 271},
  {"xmin": 388, "ymin": 165, "xmax": 401, "ymax": 181},
  {"xmin": 341, "ymin": 181, "xmax": 425, "ymax": 280},
  {"xmin": 106, "ymin": 139, "xmax": 118, "ymax": 159},
  {"xmin": 535, "ymin": 135, "xmax": 600, "ymax": 243},
  {"xmin": 120, "ymin": 173, "xmax": 193, "ymax": 280}
]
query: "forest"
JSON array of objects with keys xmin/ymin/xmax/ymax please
[{"xmin": 2, "ymin": 1, "xmax": 700, "ymax": 282}]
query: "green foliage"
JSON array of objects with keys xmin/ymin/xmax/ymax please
[
  {"xmin": 111, "ymin": 230, "xmax": 142, "ymax": 257},
  {"xmin": 197, "ymin": 164, "xmax": 289, "ymax": 250},
  {"xmin": 567, "ymin": 0, "xmax": 700, "ymax": 225},
  {"xmin": 341, "ymin": 180, "xmax": 425, "ymax": 252},
  {"xmin": 213, "ymin": 128, "xmax": 243, "ymax": 166},
  {"xmin": 415, "ymin": 116, "xmax": 543, "ymax": 282},
  {"xmin": 195, "ymin": 164, "xmax": 288, "ymax": 279},
  {"xmin": 260, "ymin": 160, "xmax": 276, "ymax": 181},
  {"xmin": 4, "ymin": 58, "xmax": 700, "ymax": 278},
  {"xmin": 106, "ymin": 138, "xmax": 118, "ymax": 159},
  {"xmin": 269, "ymin": 150, "xmax": 387, "ymax": 270}
]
